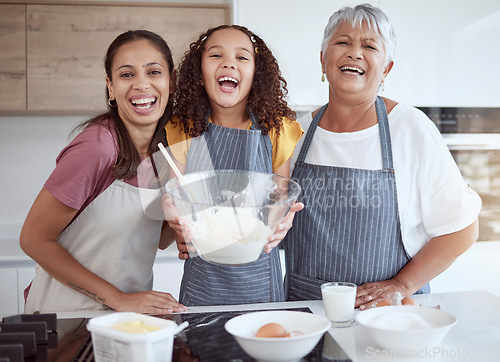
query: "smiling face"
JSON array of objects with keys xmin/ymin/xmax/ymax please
[
  {"xmin": 106, "ymin": 39, "xmax": 171, "ymax": 133},
  {"xmin": 321, "ymin": 21, "xmax": 393, "ymax": 102},
  {"xmin": 201, "ymin": 28, "xmax": 255, "ymax": 112}
]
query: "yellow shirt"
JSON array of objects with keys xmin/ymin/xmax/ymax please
[{"xmin": 165, "ymin": 116, "xmax": 304, "ymax": 171}]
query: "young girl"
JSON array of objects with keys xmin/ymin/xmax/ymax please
[
  {"xmin": 21, "ymin": 30, "xmax": 186, "ymax": 314},
  {"xmin": 164, "ymin": 25, "xmax": 303, "ymax": 306}
]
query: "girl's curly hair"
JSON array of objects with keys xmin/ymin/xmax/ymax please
[{"xmin": 173, "ymin": 24, "xmax": 295, "ymax": 137}]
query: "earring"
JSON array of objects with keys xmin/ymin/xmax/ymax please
[
  {"xmin": 381, "ymin": 80, "xmax": 385, "ymax": 91},
  {"xmin": 108, "ymin": 98, "xmax": 117, "ymax": 108},
  {"xmin": 321, "ymin": 72, "xmax": 325, "ymax": 82}
]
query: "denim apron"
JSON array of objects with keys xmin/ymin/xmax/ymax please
[
  {"xmin": 179, "ymin": 115, "xmax": 284, "ymax": 306},
  {"xmin": 285, "ymin": 97, "xmax": 430, "ymax": 300}
]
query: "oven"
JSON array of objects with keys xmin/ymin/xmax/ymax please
[{"xmin": 417, "ymin": 107, "xmax": 500, "ymax": 242}]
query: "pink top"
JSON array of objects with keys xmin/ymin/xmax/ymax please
[{"xmin": 45, "ymin": 119, "xmax": 131, "ymax": 217}]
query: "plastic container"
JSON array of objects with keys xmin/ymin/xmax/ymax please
[{"xmin": 87, "ymin": 312, "xmax": 186, "ymax": 362}]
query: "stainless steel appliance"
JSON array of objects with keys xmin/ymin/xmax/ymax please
[{"xmin": 417, "ymin": 107, "xmax": 500, "ymax": 242}]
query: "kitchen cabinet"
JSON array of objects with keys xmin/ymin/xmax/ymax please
[
  {"xmin": 0, "ymin": 259, "xmax": 183, "ymax": 315},
  {"xmin": 0, "ymin": 240, "xmax": 184, "ymax": 315},
  {"xmin": 0, "ymin": 264, "xmax": 35, "ymax": 315},
  {"xmin": 0, "ymin": 1, "xmax": 229, "ymax": 114},
  {"xmin": 17, "ymin": 266, "xmax": 35, "ymax": 313},
  {"xmin": 0, "ymin": 4, "xmax": 26, "ymax": 111},
  {"xmin": 152, "ymin": 256, "xmax": 184, "ymax": 301},
  {"xmin": 0, "ymin": 267, "xmax": 19, "ymax": 315}
]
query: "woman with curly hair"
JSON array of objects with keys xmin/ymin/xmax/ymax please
[{"xmin": 163, "ymin": 24, "xmax": 304, "ymax": 306}]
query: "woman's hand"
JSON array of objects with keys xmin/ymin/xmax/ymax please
[
  {"xmin": 264, "ymin": 202, "xmax": 304, "ymax": 253},
  {"xmin": 111, "ymin": 290, "xmax": 188, "ymax": 314},
  {"xmin": 355, "ymin": 278, "xmax": 408, "ymax": 310},
  {"xmin": 356, "ymin": 220, "xmax": 479, "ymax": 310}
]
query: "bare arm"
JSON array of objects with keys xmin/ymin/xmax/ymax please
[
  {"xmin": 394, "ymin": 219, "xmax": 479, "ymax": 294},
  {"xmin": 274, "ymin": 158, "xmax": 291, "ymax": 179},
  {"xmin": 20, "ymin": 188, "xmax": 186, "ymax": 313},
  {"xmin": 356, "ymin": 219, "xmax": 479, "ymax": 309},
  {"xmin": 158, "ymin": 221, "xmax": 176, "ymax": 250}
]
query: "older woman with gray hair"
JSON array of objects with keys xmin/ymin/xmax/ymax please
[{"xmin": 284, "ymin": 3, "xmax": 481, "ymax": 310}]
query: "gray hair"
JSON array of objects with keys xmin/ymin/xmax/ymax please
[{"xmin": 321, "ymin": 3, "xmax": 396, "ymax": 65}]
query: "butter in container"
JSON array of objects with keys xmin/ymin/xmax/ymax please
[{"xmin": 87, "ymin": 312, "xmax": 188, "ymax": 362}]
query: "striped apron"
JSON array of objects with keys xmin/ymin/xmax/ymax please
[
  {"xmin": 179, "ymin": 115, "xmax": 284, "ymax": 306},
  {"xmin": 285, "ymin": 97, "xmax": 430, "ymax": 301}
]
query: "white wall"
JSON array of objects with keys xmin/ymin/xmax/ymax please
[
  {"xmin": 382, "ymin": 0, "xmax": 500, "ymax": 107},
  {"xmin": 0, "ymin": 117, "xmax": 84, "ymax": 240},
  {"xmin": 2, "ymin": 0, "xmax": 500, "ymax": 240},
  {"xmin": 234, "ymin": 0, "xmax": 500, "ymax": 108},
  {"xmin": 234, "ymin": 0, "xmax": 378, "ymax": 110}
]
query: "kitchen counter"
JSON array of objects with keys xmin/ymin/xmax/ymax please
[
  {"xmin": 49, "ymin": 290, "xmax": 499, "ymax": 361},
  {"xmin": 332, "ymin": 290, "xmax": 500, "ymax": 361}
]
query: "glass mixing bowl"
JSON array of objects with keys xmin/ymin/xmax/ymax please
[{"xmin": 165, "ymin": 170, "xmax": 301, "ymax": 265}]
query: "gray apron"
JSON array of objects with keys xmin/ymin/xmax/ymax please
[
  {"xmin": 285, "ymin": 97, "xmax": 430, "ymax": 300},
  {"xmin": 179, "ymin": 114, "xmax": 284, "ymax": 306}
]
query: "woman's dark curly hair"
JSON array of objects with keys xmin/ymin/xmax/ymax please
[{"xmin": 173, "ymin": 24, "xmax": 295, "ymax": 137}]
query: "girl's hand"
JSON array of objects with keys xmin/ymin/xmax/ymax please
[
  {"xmin": 162, "ymin": 194, "xmax": 181, "ymax": 225},
  {"xmin": 112, "ymin": 290, "xmax": 188, "ymax": 314},
  {"xmin": 175, "ymin": 238, "xmax": 196, "ymax": 260},
  {"xmin": 264, "ymin": 202, "xmax": 304, "ymax": 253}
]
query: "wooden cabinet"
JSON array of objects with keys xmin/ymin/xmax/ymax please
[
  {"xmin": 0, "ymin": 1, "xmax": 229, "ymax": 114},
  {"xmin": 0, "ymin": 4, "xmax": 26, "ymax": 111}
]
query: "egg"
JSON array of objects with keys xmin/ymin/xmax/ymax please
[
  {"xmin": 376, "ymin": 299, "xmax": 392, "ymax": 307},
  {"xmin": 402, "ymin": 297, "xmax": 419, "ymax": 306},
  {"xmin": 255, "ymin": 323, "xmax": 289, "ymax": 338}
]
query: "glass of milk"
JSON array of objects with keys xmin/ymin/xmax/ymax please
[{"xmin": 321, "ymin": 282, "xmax": 357, "ymax": 327}]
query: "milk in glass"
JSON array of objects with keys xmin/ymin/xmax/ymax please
[{"xmin": 321, "ymin": 282, "xmax": 357, "ymax": 327}]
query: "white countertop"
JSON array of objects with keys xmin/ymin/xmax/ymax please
[
  {"xmin": 331, "ymin": 291, "xmax": 500, "ymax": 361},
  {"xmin": 51, "ymin": 290, "xmax": 500, "ymax": 361}
]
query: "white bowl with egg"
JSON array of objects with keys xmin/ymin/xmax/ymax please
[
  {"xmin": 224, "ymin": 310, "xmax": 331, "ymax": 362},
  {"xmin": 356, "ymin": 306, "xmax": 457, "ymax": 351},
  {"xmin": 166, "ymin": 170, "xmax": 301, "ymax": 265},
  {"xmin": 87, "ymin": 312, "xmax": 187, "ymax": 362}
]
